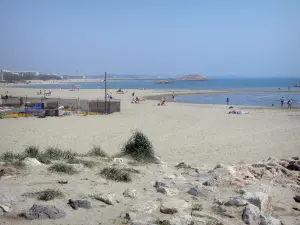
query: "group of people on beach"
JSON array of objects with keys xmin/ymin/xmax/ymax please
[{"xmin": 281, "ymin": 97, "xmax": 293, "ymax": 109}]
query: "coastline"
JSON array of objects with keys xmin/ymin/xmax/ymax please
[{"xmin": 2, "ymin": 87, "xmax": 300, "ymax": 109}]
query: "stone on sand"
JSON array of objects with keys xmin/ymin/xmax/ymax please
[
  {"xmin": 22, "ymin": 157, "xmax": 42, "ymax": 167},
  {"xmin": 21, "ymin": 204, "xmax": 66, "ymax": 220},
  {"xmin": 123, "ymin": 189, "xmax": 138, "ymax": 198},
  {"xmin": 68, "ymin": 199, "xmax": 91, "ymax": 209},
  {"xmin": 242, "ymin": 204, "xmax": 260, "ymax": 224},
  {"xmin": 160, "ymin": 198, "xmax": 191, "ymax": 214}
]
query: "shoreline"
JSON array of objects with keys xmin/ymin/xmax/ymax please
[{"xmin": 1, "ymin": 87, "xmax": 300, "ymax": 109}]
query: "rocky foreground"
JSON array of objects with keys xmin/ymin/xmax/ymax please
[{"xmin": 0, "ymin": 155, "xmax": 300, "ymax": 225}]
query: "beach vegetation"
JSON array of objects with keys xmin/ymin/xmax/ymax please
[
  {"xmin": 87, "ymin": 146, "xmax": 108, "ymax": 157},
  {"xmin": 23, "ymin": 189, "xmax": 64, "ymax": 201},
  {"xmin": 100, "ymin": 167, "xmax": 132, "ymax": 182},
  {"xmin": 0, "ymin": 151, "xmax": 23, "ymax": 162},
  {"xmin": 4, "ymin": 160, "xmax": 26, "ymax": 169},
  {"xmin": 155, "ymin": 220, "xmax": 171, "ymax": 225},
  {"xmin": 121, "ymin": 131, "xmax": 156, "ymax": 163},
  {"xmin": 192, "ymin": 203, "xmax": 203, "ymax": 211},
  {"xmin": 42, "ymin": 147, "xmax": 77, "ymax": 160},
  {"xmin": 67, "ymin": 158, "xmax": 97, "ymax": 168},
  {"xmin": 48, "ymin": 163, "xmax": 77, "ymax": 174},
  {"xmin": 24, "ymin": 145, "xmax": 40, "ymax": 158}
]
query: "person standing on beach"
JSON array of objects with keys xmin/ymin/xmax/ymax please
[
  {"xmin": 132, "ymin": 92, "xmax": 135, "ymax": 97},
  {"xmin": 281, "ymin": 97, "xmax": 284, "ymax": 107},
  {"xmin": 287, "ymin": 99, "xmax": 292, "ymax": 109},
  {"xmin": 172, "ymin": 92, "xmax": 175, "ymax": 101},
  {"xmin": 226, "ymin": 97, "xmax": 230, "ymax": 105}
]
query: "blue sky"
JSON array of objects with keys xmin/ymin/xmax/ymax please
[{"xmin": 0, "ymin": 0, "xmax": 299, "ymax": 77}]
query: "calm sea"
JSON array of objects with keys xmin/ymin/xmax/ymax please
[{"xmin": 12, "ymin": 77, "xmax": 300, "ymax": 107}]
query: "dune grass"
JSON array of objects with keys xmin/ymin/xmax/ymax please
[
  {"xmin": 67, "ymin": 158, "xmax": 97, "ymax": 168},
  {"xmin": 1, "ymin": 151, "xmax": 23, "ymax": 162},
  {"xmin": 23, "ymin": 189, "xmax": 64, "ymax": 201},
  {"xmin": 24, "ymin": 146, "xmax": 40, "ymax": 158},
  {"xmin": 121, "ymin": 131, "xmax": 156, "ymax": 163},
  {"xmin": 48, "ymin": 163, "xmax": 77, "ymax": 174},
  {"xmin": 4, "ymin": 160, "xmax": 26, "ymax": 169},
  {"xmin": 42, "ymin": 147, "xmax": 78, "ymax": 160},
  {"xmin": 192, "ymin": 203, "xmax": 203, "ymax": 211},
  {"xmin": 87, "ymin": 146, "xmax": 108, "ymax": 157},
  {"xmin": 100, "ymin": 167, "xmax": 132, "ymax": 182}
]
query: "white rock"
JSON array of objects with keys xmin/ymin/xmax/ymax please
[
  {"xmin": 243, "ymin": 192, "xmax": 272, "ymax": 214},
  {"xmin": 123, "ymin": 189, "xmax": 138, "ymax": 198},
  {"xmin": 22, "ymin": 157, "xmax": 42, "ymax": 167},
  {"xmin": 131, "ymin": 201, "xmax": 158, "ymax": 214},
  {"xmin": 242, "ymin": 204, "xmax": 260, "ymax": 224},
  {"xmin": 0, "ymin": 194, "xmax": 17, "ymax": 212},
  {"xmin": 260, "ymin": 215, "xmax": 282, "ymax": 225}
]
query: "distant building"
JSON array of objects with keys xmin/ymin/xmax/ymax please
[{"xmin": 62, "ymin": 75, "xmax": 69, "ymax": 80}]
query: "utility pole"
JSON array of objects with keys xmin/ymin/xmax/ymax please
[{"xmin": 104, "ymin": 72, "xmax": 107, "ymax": 114}]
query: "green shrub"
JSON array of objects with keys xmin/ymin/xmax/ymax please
[
  {"xmin": 48, "ymin": 163, "xmax": 77, "ymax": 174},
  {"xmin": 23, "ymin": 189, "xmax": 64, "ymax": 201},
  {"xmin": 24, "ymin": 146, "xmax": 40, "ymax": 158},
  {"xmin": 43, "ymin": 147, "xmax": 77, "ymax": 160},
  {"xmin": 87, "ymin": 146, "xmax": 108, "ymax": 157},
  {"xmin": 67, "ymin": 158, "xmax": 97, "ymax": 168},
  {"xmin": 100, "ymin": 167, "xmax": 132, "ymax": 182},
  {"xmin": 1, "ymin": 151, "xmax": 23, "ymax": 162},
  {"xmin": 38, "ymin": 189, "xmax": 64, "ymax": 201},
  {"xmin": 121, "ymin": 131, "xmax": 156, "ymax": 163},
  {"xmin": 80, "ymin": 160, "xmax": 97, "ymax": 168},
  {"xmin": 4, "ymin": 160, "xmax": 26, "ymax": 169},
  {"xmin": 192, "ymin": 203, "xmax": 203, "ymax": 211}
]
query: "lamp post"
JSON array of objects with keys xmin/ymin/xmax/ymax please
[{"xmin": 104, "ymin": 72, "xmax": 107, "ymax": 114}]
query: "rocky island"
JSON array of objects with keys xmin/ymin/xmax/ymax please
[{"xmin": 178, "ymin": 74, "xmax": 208, "ymax": 81}]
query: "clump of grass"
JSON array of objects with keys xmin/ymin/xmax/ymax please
[
  {"xmin": 100, "ymin": 167, "xmax": 132, "ymax": 182},
  {"xmin": 192, "ymin": 203, "xmax": 203, "ymax": 211},
  {"xmin": 48, "ymin": 163, "xmax": 77, "ymax": 174},
  {"xmin": 155, "ymin": 219, "xmax": 171, "ymax": 225},
  {"xmin": 36, "ymin": 156, "xmax": 52, "ymax": 164},
  {"xmin": 66, "ymin": 158, "xmax": 81, "ymax": 164},
  {"xmin": 67, "ymin": 158, "xmax": 97, "ymax": 168},
  {"xmin": 87, "ymin": 146, "xmax": 108, "ymax": 157},
  {"xmin": 121, "ymin": 131, "xmax": 156, "ymax": 163},
  {"xmin": 123, "ymin": 167, "xmax": 140, "ymax": 174},
  {"xmin": 24, "ymin": 145, "xmax": 40, "ymax": 158},
  {"xmin": 80, "ymin": 160, "xmax": 97, "ymax": 168},
  {"xmin": 42, "ymin": 147, "xmax": 77, "ymax": 160},
  {"xmin": 23, "ymin": 189, "xmax": 64, "ymax": 201},
  {"xmin": 38, "ymin": 189, "xmax": 64, "ymax": 201},
  {"xmin": 4, "ymin": 160, "xmax": 26, "ymax": 169},
  {"xmin": 1, "ymin": 151, "xmax": 23, "ymax": 162}
]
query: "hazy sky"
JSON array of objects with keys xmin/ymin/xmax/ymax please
[{"xmin": 0, "ymin": 0, "xmax": 299, "ymax": 77}]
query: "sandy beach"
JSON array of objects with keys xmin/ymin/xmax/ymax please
[
  {"xmin": 1, "ymin": 87, "xmax": 300, "ymax": 165},
  {"xmin": 0, "ymin": 87, "xmax": 300, "ymax": 225}
]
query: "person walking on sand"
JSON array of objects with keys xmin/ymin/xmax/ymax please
[
  {"xmin": 172, "ymin": 92, "xmax": 175, "ymax": 101},
  {"xmin": 132, "ymin": 92, "xmax": 135, "ymax": 97},
  {"xmin": 287, "ymin": 99, "xmax": 292, "ymax": 109},
  {"xmin": 281, "ymin": 97, "xmax": 284, "ymax": 107},
  {"xmin": 226, "ymin": 97, "xmax": 230, "ymax": 105}
]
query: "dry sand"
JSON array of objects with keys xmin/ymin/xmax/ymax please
[
  {"xmin": 1, "ymin": 87, "xmax": 300, "ymax": 166},
  {"xmin": 0, "ymin": 87, "xmax": 299, "ymax": 225}
]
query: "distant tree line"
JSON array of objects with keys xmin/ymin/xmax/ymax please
[{"xmin": 3, "ymin": 73, "xmax": 61, "ymax": 82}]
